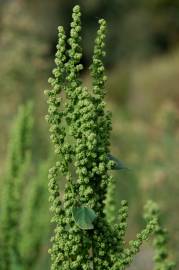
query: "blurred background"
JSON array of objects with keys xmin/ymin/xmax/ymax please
[{"xmin": 0, "ymin": 0, "xmax": 179, "ymax": 269}]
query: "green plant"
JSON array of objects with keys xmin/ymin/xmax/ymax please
[
  {"xmin": 19, "ymin": 160, "xmax": 50, "ymax": 270},
  {"xmin": 0, "ymin": 103, "xmax": 52, "ymax": 270},
  {"xmin": 44, "ymin": 5, "xmax": 175, "ymax": 270},
  {"xmin": 0, "ymin": 103, "xmax": 33, "ymax": 270},
  {"xmin": 144, "ymin": 201, "xmax": 175, "ymax": 270}
]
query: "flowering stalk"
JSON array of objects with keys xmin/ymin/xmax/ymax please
[{"xmin": 45, "ymin": 5, "xmax": 174, "ymax": 270}]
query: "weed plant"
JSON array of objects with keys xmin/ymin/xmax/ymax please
[{"xmin": 45, "ymin": 5, "xmax": 175, "ymax": 270}]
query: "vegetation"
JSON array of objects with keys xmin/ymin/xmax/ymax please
[
  {"xmin": 0, "ymin": 104, "xmax": 50, "ymax": 270},
  {"xmin": 44, "ymin": 5, "xmax": 175, "ymax": 269},
  {"xmin": 0, "ymin": 1, "xmax": 178, "ymax": 269},
  {"xmin": 144, "ymin": 201, "xmax": 175, "ymax": 270},
  {"xmin": 0, "ymin": 103, "xmax": 33, "ymax": 270}
]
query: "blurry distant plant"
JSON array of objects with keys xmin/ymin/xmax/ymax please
[
  {"xmin": 0, "ymin": 104, "xmax": 50, "ymax": 270},
  {"xmin": 19, "ymin": 160, "xmax": 50, "ymax": 270},
  {"xmin": 0, "ymin": 103, "xmax": 33, "ymax": 270},
  {"xmin": 144, "ymin": 201, "xmax": 175, "ymax": 270}
]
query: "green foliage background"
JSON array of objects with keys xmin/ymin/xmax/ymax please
[{"xmin": 0, "ymin": 0, "xmax": 179, "ymax": 269}]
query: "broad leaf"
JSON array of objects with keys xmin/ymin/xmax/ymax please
[
  {"xmin": 107, "ymin": 154, "xmax": 127, "ymax": 170},
  {"xmin": 72, "ymin": 206, "xmax": 97, "ymax": 230}
]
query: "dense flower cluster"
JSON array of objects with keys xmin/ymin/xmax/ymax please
[{"xmin": 45, "ymin": 5, "xmax": 175, "ymax": 270}]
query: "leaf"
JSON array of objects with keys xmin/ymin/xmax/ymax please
[
  {"xmin": 72, "ymin": 206, "xmax": 97, "ymax": 230},
  {"xmin": 107, "ymin": 154, "xmax": 127, "ymax": 170}
]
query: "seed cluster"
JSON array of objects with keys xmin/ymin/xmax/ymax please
[{"xmin": 45, "ymin": 5, "xmax": 174, "ymax": 270}]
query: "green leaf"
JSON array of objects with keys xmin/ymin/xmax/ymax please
[
  {"xmin": 107, "ymin": 154, "xmax": 127, "ymax": 170},
  {"xmin": 72, "ymin": 206, "xmax": 97, "ymax": 230}
]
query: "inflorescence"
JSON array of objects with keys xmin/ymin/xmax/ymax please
[{"xmin": 45, "ymin": 5, "xmax": 175, "ymax": 270}]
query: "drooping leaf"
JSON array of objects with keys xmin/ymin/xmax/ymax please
[
  {"xmin": 72, "ymin": 206, "xmax": 97, "ymax": 230},
  {"xmin": 107, "ymin": 154, "xmax": 127, "ymax": 170}
]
